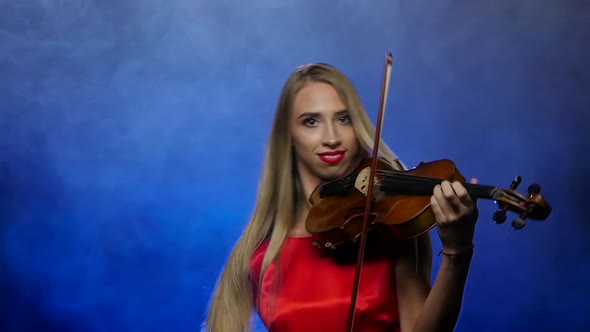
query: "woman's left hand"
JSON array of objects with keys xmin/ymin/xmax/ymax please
[{"xmin": 430, "ymin": 179, "xmax": 480, "ymax": 255}]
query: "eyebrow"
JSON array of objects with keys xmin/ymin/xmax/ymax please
[{"xmin": 297, "ymin": 109, "xmax": 349, "ymax": 119}]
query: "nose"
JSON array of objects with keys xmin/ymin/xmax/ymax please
[{"xmin": 322, "ymin": 122, "xmax": 342, "ymax": 148}]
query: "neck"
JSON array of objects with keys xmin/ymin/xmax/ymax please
[{"xmin": 379, "ymin": 173, "xmax": 498, "ymax": 200}]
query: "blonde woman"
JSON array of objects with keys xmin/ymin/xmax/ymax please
[{"xmin": 205, "ymin": 63, "xmax": 479, "ymax": 332}]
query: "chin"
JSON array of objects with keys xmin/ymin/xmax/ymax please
[{"xmin": 317, "ymin": 164, "xmax": 351, "ymax": 181}]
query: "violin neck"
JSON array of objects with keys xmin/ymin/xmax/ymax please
[
  {"xmin": 464, "ymin": 183, "xmax": 499, "ymax": 200},
  {"xmin": 379, "ymin": 175, "xmax": 498, "ymax": 200}
]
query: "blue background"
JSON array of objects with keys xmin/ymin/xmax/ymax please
[{"xmin": 1, "ymin": 0, "xmax": 589, "ymax": 331}]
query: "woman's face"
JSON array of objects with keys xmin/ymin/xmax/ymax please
[{"xmin": 290, "ymin": 81, "xmax": 361, "ymax": 187}]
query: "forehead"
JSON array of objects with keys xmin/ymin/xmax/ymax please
[{"xmin": 292, "ymin": 81, "xmax": 346, "ymax": 116}]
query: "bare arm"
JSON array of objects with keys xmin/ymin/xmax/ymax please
[
  {"xmin": 396, "ymin": 235, "xmax": 473, "ymax": 332},
  {"xmin": 396, "ymin": 180, "xmax": 479, "ymax": 332}
]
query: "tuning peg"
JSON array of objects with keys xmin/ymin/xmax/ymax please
[
  {"xmin": 493, "ymin": 176, "xmax": 522, "ymax": 224},
  {"xmin": 512, "ymin": 215, "xmax": 526, "ymax": 230},
  {"xmin": 512, "ymin": 208, "xmax": 530, "ymax": 229},
  {"xmin": 510, "ymin": 184, "xmax": 540, "ymax": 230},
  {"xmin": 528, "ymin": 184, "xmax": 541, "ymax": 195},
  {"xmin": 493, "ymin": 210, "xmax": 507, "ymax": 224},
  {"xmin": 510, "ymin": 176, "xmax": 522, "ymax": 190}
]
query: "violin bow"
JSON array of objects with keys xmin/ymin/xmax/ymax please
[{"xmin": 346, "ymin": 53, "xmax": 393, "ymax": 331}]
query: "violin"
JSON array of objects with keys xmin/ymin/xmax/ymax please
[
  {"xmin": 306, "ymin": 157, "xmax": 552, "ymax": 251},
  {"xmin": 303, "ymin": 53, "xmax": 552, "ymax": 332}
]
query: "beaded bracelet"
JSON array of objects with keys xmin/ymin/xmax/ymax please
[{"xmin": 438, "ymin": 244, "xmax": 475, "ymax": 257}]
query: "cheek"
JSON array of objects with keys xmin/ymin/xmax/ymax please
[
  {"xmin": 292, "ymin": 129, "xmax": 320, "ymax": 149},
  {"xmin": 291, "ymin": 132, "xmax": 313, "ymax": 155},
  {"xmin": 344, "ymin": 128, "xmax": 360, "ymax": 150}
]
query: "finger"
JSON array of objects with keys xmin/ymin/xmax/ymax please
[
  {"xmin": 468, "ymin": 178, "xmax": 479, "ymax": 203},
  {"xmin": 440, "ymin": 180, "xmax": 463, "ymax": 213},
  {"xmin": 451, "ymin": 181, "xmax": 474, "ymax": 206},
  {"xmin": 430, "ymin": 195, "xmax": 446, "ymax": 223},
  {"xmin": 433, "ymin": 182, "xmax": 458, "ymax": 218}
]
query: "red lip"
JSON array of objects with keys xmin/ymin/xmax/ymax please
[
  {"xmin": 318, "ymin": 150, "xmax": 345, "ymax": 156},
  {"xmin": 318, "ymin": 150, "xmax": 345, "ymax": 164}
]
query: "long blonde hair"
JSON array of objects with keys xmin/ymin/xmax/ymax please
[{"xmin": 204, "ymin": 63, "xmax": 425, "ymax": 332}]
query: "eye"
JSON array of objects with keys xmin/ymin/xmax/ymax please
[
  {"xmin": 303, "ymin": 117, "xmax": 318, "ymax": 127},
  {"xmin": 338, "ymin": 114, "xmax": 351, "ymax": 124}
]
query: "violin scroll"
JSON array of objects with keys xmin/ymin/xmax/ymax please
[
  {"xmin": 492, "ymin": 176, "xmax": 551, "ymax": 230},
  {"xmin": 492, "ymin": 176, "xmax": 522, "ymax": 224}
]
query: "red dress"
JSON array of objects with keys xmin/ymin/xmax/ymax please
[{"xmin": 250, "ymin": 236, "xmax": 401, "ymax": 332}]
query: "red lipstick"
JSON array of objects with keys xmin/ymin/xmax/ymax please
[{"xmin": 318, "ymin": 150, "xmax": 345, "ymax": 165}]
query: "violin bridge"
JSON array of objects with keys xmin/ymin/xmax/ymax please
[{"xmin": 355, "ymin": 166, "xmax": 382, "ymax": 199}]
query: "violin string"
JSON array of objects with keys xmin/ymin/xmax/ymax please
[
  {"xmin": 373, "ymin": 171, "xmax": 448, "ymax": 187},
  {"xmin": 367, "ymin": 170, "xmax": 502, "ymax": 199},
  {"xmin": 372, "ymin": 169, "xmax": 495, "ymax": 190},
  {"xmin": 373, "ymin": 169, "xmax": 456, "ymax": 182},
  {"xmin": 376, "ymin": 176, "xmax": 492, "ymax": 195}
]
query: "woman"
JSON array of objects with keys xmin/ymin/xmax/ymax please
[{"xmin": 205, "ymin": 63, "xmax": 479, "ymax": 332}]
